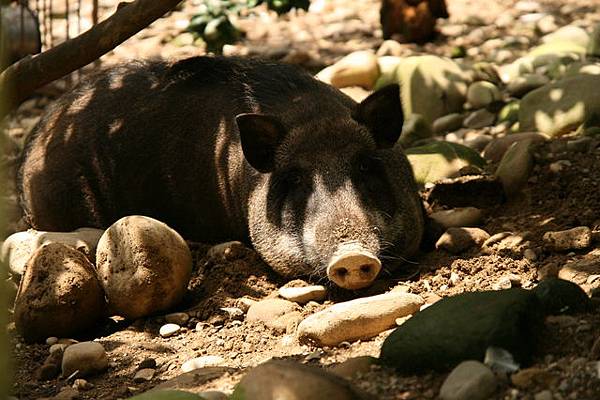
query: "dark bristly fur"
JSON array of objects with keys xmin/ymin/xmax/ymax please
[{"xmin": 19, "ymin": 56, "xmax": 424, "ymax": 280}]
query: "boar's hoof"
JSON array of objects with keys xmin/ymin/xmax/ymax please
[{"xmin": 327, "ymin": 246, "xmax": 382, "ymax": 290}]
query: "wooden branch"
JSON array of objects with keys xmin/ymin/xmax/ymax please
[{"xmin": 0, "ymin": 0, "xmax": 183, "ymax": 120}]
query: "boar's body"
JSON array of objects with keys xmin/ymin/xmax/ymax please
[{"xmin": 19, "ymin": 56, "xmax": 424, "ymax": 289}]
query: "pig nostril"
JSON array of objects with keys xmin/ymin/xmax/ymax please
[
  {"xmin": 335, "ymin": 267, "xmax": 349, "ymax": 278},
  {"xmin": 360, "ymin": 264, "xmax": 372, "ymax": 274}
]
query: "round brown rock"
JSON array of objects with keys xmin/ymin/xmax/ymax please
[
  {"xmin": 14, "ymin": 243, "xmax": 106, "ymax": 343},
  {"xmin": 96, "ymin": 215, "xmax": 192, "ymax": 319}
]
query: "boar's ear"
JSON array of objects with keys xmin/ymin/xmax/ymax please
[
  {"xmin": 352, "ymin": 84, "xmax": 403, "ymax": 148},
  {"xmin": 236, "ymin": 113, "xmax": 287, "ymax": 173}
]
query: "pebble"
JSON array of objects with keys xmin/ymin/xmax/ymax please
[
  {"xmin": 246, "ymin": 298, "xmax": 302, "ymax": 332},
  {"xmin": 543, "ymin": 227, "xmax": 591, "ymax": 251},
  {"xmin": 464, "ymin": 109, "xmax": 496, "ymax": 129},
  {"xmin": 207, "ymin": 241, "xmax": 247, "ymax": 263},
  {"xmin": 159, "ymin": 323, "xmax": 181, "ymax": 338},
  {"xmin": 46, "ymin": 337, "xmax": 59, "ymax": 346},
  {"xmin": 467, "ymin": 81, "xmax": 501, "ymax": 109},
  {"xmin": 534, "ymin": 390, "xmax": 554, "ymax": 400},
  {"xmin": 511, "ymin": 367, "xmax": 559, "ymax": 388},
  {"xmin": 279, "ymin": 282, "xmax": 327, "ymax": 304},
  {"xmin": 297, "ymin": 291, "xmax": 423, "ymax": 346},
  {"xmin": 138, "ymin": 358, "xmax": 157, "ymax": 370},
  {"xmin": 181, "ymin": 355, "xmax": 225, "ymax": 372},
  {"xmin": 133, "ymin": 368, "xmax": 155, "ymax": 382},
  {"xmin": 328, "ymin": 356, "xmax": 376, "ymax": 379},
  {"xmin": 62, "ymin": 341, "xmax": 109, "ymax": 377},
  {"xmin": 436, "ymin": 227, "xmax": 490, "ymax": 254},
  {"xmin": 524, "ymin": 248, "xmax": 538, "ymax": 261},
  {"xmin": 439, "ymin": 360, "xmax": 497, "ymax": 400},
  {"xmin": 433, "ymin": 113, "xmax": 465, "ymax": 134},
  {"xmin": 495, "ymin": 139, "xmax": 535, "ymax": 197},
  {"xmin": 72, "ymin": 378, "xmax": 94, "ymax": 391},
  {"xmin": 326, "ymin": 50, "xmax": 380, "ymax": 89},
  {"xmin": 429, "ymin": 207, "xmax": 483, "ymax": 229},
  {"xmin": 164, "ymin": 312, "xmax": 190, "ymax": 326}
]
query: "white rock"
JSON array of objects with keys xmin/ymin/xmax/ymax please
[
  {"xmin": 1, "ymin": 228, "xmax": 104, "ymax": 277},
  {"xmin": 541, "ymin": 25, "xmax": 590, "ymax": 48},
  {"xmin": 297, "ymin": 292, "xmax": 423, "ymax": 346},
  {"xmin": 439, "ymin": 360, "xmax": 497, "ymax": 400},
  {"xmin": 429, "ymin": 208, "xmax": 483, "ymax": 229},
  {"xmin": 46, "ymin": 337, "xmax": 59, "ymax": 346},
  {"xmin": 279, "ymin": 284, "xmax": 327, "ymax": 304},
  {"xmin": 159, "ymin": 323, "xmax": 181, "ymax": 338},
  {"xmin": 62, "ymin": 341, "xmax": 109, "ymax": 377},
  {"xmin": 133, "ymin": 368, "xmax": 155, "ymax": 382},
  {"xmin": 96, "ymin": 215, "xmax": 192, "ymax": 319},
  {"xmin": 181, "ymin": 355, "xmax": 225, "ymax": 372},
  {"xmin": 543, "ymin": 227, "xmax": 591, "ymax": 251}
]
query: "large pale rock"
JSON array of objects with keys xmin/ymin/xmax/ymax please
[
  {"xmin": 297, "ymin": 292, "xmax": 423, "ymax": 346},
  {"xmin": 14, "ymin": 243, "xmax": 106, "ymax": 343},
  {"xmin": 378, "ymin": 56, "xmax": 469, "ymax": 124},
  {"xmin": 520, "ymin": 74, "xmax": 600, "ymax": 137},
  {"xmin": 324, "ymin": 51, "xmax": 380, "ymax": 90},
  {"xmin": 230, "ymin": 359, "xmax": 365, "ymax": 400},
  {"xmin": 96, "ymin": 216, "xmax": 192, "ymax": 319},
  {"xmin": 1, "ymin": 228, "xmax": 103, "ymax": 277},
  {"xmin": 439, "ymin": 361, "xmax": 497, "ymax": 400},
  {"xmin": 62, "ymin": 341, "xmax": 108, "ymax": 377},
  {"xmin": 406, "ymin": 142, "xmax": 485, "ymax": 186},
  {"xmin": 541, "ymin": 25, "xmax": 590, "ymax": 48}
]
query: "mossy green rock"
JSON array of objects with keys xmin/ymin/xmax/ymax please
[
  {"xmin": 520, "ymin": 74, "xmax": 600, "ymax": 137},
  {"xmin": 129, "ymin": 390, "xmax": 206, "ymax": 400},
  {"xmin": 379, "ymin": 288, "xmax": 544, "ymax": 373},
  {"xmin": 533, "ymin": 278, "xmax": 591, "ymax": 315},
  {"xmin": 405, "ymin": 141, "xmax": 486, "ymax": 185},
  {"xmin": 376, "ymin": 56, "xmax": 469, "ymax": 124},
  {"xmin": 498, "ymin": 101, "xmax": 520, "ymax": 124}
]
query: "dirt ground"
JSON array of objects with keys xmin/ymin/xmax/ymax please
[{"xmin": 5, "ymin": 0, "xmax": 600, "ymax": 399}]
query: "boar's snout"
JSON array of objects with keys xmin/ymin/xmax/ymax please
[{"xmin": 327, "ymin": 243, "xmax": 382, "ymax": 290}]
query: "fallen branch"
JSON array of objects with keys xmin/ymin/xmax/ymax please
[{"xmin": 0, "ymin": 0, "xmax": 183, "ymax": 120}]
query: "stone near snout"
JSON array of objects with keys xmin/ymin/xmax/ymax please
[
  {"xmin": 61, "ymin": 341, "xmax": 109, "ymax": 377},
  {"xmin": 14, "ymin": 243, "xmax": 106, "ymax": 343},
  {"xmin": 246, "ymin": 298, "xmax": 302, "ymax": 333},
  {"xmin": 279, "ymin": 281, "xmax": 327, "ymax": 304},
  {"xmin": 297, "ymin": 291, "xmax": 423, "ymax": 346},
  {"xmin": 96, "ymin": 216, "xmax": 192, "ymax": 319}
]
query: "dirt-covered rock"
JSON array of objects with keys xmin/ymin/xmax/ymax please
[
  {"xmin": 95, "ymin": 215, "xmax": 192, "ymax": 319},
  {"xmin": 14, "ymin": 243, "xmax": 106, "ymax": 343}
]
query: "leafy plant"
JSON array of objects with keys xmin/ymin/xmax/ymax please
[{"xmin": 187, "ymin": 0, "xmax": 310, "ymax": 53}]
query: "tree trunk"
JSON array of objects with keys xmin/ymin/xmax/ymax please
[{"xmin": 0, "ymin": 0, "xmax": 183, "ymax": 120}]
